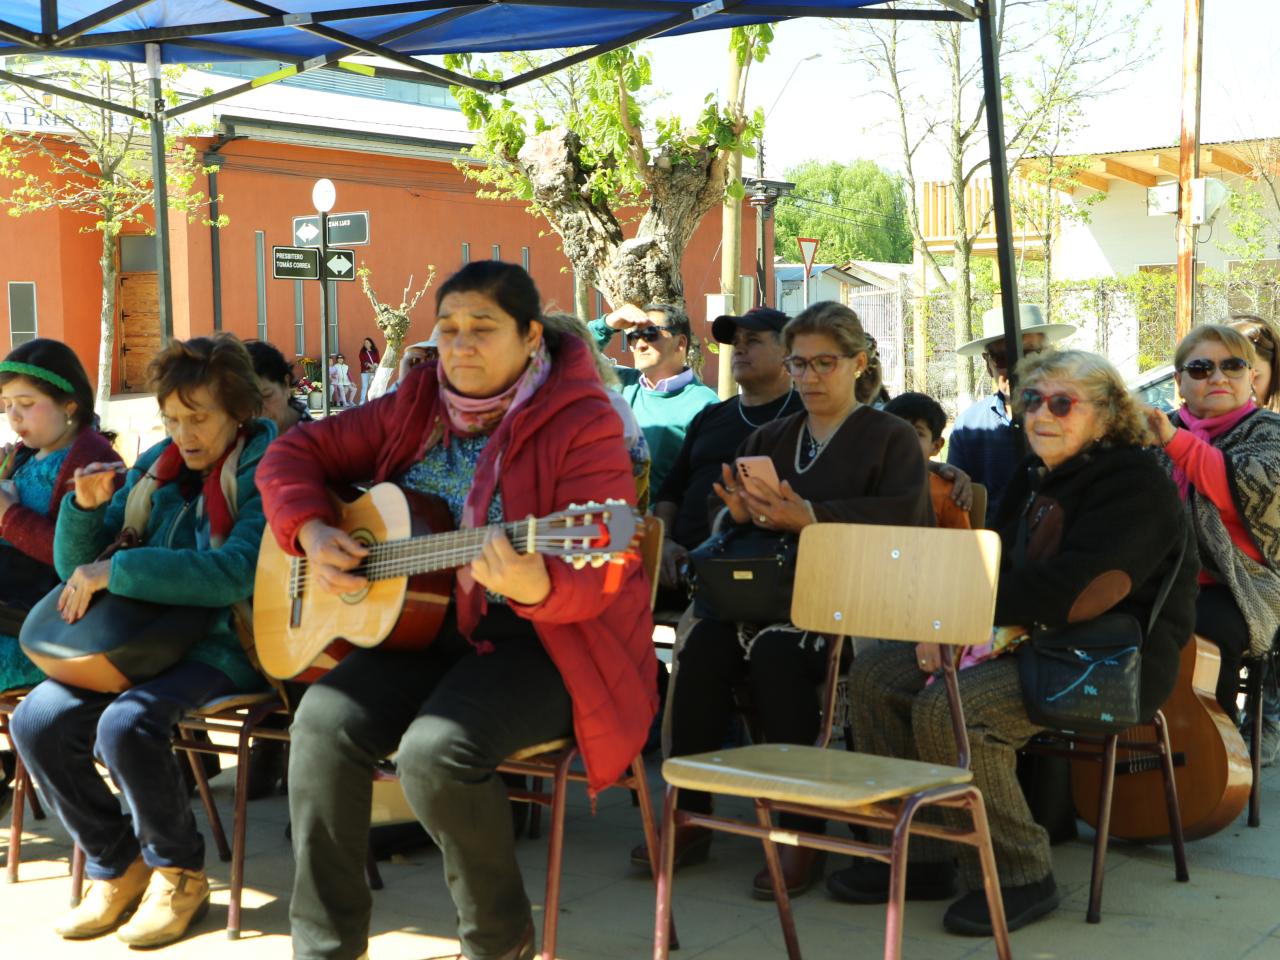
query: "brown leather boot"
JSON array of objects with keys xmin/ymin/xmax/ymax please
[
  {"xmin": 751, "ymin": 846, "xmax": 827, "ymax": 900},
  {"xmin": 630, "ymin": 825, "xmax": 712, "ymax": 870},
  {"xmin": 115, "ymin": 866, "xmax": 210, "ymax": 947},
  {"xmin": 55, "ymin": 857, "xmax": 151, "ymax": 939}
]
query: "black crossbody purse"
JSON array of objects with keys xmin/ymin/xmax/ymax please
[
  {"xmin": 689, "ymin": 521, "xmax": 798, "ymax": 624},
  {"xmin": 1017, "ymin": 517, "xmax": 1185, "ymax": 736}
]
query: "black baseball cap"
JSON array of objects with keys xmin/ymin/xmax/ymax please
[{"xmin": 711, "ymin": 306, "xmax": 789, "ymax": 344}]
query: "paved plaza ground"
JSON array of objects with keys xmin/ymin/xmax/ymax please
[{"xmin": 3, "ymin": 748, "xmax": 1280, "ymax": 960}]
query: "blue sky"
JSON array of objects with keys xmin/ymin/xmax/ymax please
[{"xmin": 643, "ymin": 0, "xmax": 1279, "ymax": 179}]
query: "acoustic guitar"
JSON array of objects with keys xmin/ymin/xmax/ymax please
[
  {"xmin": 254, "ymin": 483, "xmax": 641, "ymax": 680},
  {"xmin": 1070, "ymin": 635, "xmax": 1252, "ymax": 841}
]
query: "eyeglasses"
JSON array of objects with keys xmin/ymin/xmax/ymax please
[
  {"xmin": 625, "ymin": 326, "xmax": 670, "ymax": 346},
  {"xmin": 984, "ymin": 345, "xmax": 1044, "ymax": 371},
  {"xmin": 1178, "ymin": 357, "xmax": 1250, "ymax": 380},
  {"xmin": 1021, "ymin": 389, "xmax": 1081, "ymax": 418},
  {"xmin": 782, "ymin": 354, "xmax": 852, "ymax": 377}
]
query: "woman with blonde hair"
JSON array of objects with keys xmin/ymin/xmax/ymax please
[
  {"xmin": 831, "ymin": 349, "xmax": 1196, "ymax": 937},
  {"xmin": 1144, "ymin": 323, "xmax": 1280, "ymax": 719}
]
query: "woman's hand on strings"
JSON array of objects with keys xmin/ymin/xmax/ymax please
[
  {"xmin": 471, "ymin": 531, "xmax": 551, "ymax": 606},
  {"xmin": 74, "ymin": 462, "xmax": 126, "ymax": 510},
  {"xmin": 298, "ymin": 519, "xmax": 370, "ymax": 594}
]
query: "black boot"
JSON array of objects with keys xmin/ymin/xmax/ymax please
[
  {"xmin": 826, "ymin": 859, "xmax": 956, "ymax": 904},
  {"xmin": 943, "ymin": 874, "xmax": 1060, "ymax": 936}
]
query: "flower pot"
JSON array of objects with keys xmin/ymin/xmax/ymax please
[{"xmin": 307, "ymin": 391, "xmax": 324, "ymax": 411}]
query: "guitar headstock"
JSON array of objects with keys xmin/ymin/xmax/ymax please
[{"xmin": 535, "ymin": 500, "xmax": 641, "ymax": 568}]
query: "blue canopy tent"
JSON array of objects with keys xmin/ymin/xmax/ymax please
[{"xmin": 0, "ymin": 0, "xmax": 1026, "ymax": 381}]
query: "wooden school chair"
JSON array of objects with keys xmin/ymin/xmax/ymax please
[
  {"xmin": 1, "ymin": 688, "xmax": 49, "ymax": 886},
  {"xmin": 654, "ymin": 523, "xmax": 1011, "ymax": 960},
  {"xmin": 969, "ymin": 482, "xmax": 988, "ymax": 530}
]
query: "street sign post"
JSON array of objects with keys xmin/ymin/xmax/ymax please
[
  {"xmin": 293, "ymin": 211, "xmax": 370, "ymax": 247},
  {"xmin": 272, "ymin": 246, "xmax": 320, "ymax": 280},
  {"xmin": 797, "ymin": 237, "xmax": 820, "ymax": 310}
]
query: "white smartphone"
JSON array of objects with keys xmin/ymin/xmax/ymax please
[{"xmin": 735, "ymin": 455, "xmax": 781, "ymax": 495}]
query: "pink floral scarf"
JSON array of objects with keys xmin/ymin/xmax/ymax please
[
  {"xmin": 1172, "ymin": 400, "xmax": 1257, "ymax": 499},
  {"xmin": 437, "ymin": 341, "xmax": 553, "ymax": 639}
]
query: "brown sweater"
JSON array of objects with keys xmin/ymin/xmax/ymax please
[{"xmin": 720, "ymin": 406, "xmax": 933, "ymax": 528}]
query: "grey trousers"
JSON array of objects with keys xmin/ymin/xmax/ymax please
[
  {"xmin": 287, "ymin": 622, "xmax": 573, "ymax": 960},
  {"xmin": 848, "ymin": 643, "xmax": 1052, "ymax": 889}
]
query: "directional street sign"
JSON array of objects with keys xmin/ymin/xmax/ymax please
[
  {"xmin": 322, "ymin": 249, "xmax": 356, "ymax": 282},
  {"xmin": 272, "ymin": 246, "xmax": 320, "ymax": 280},
  {"xmin": 292, "ymin": 211, "xmax": 370, "ymax": 247}
]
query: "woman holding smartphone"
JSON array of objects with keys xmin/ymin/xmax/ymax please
[{"xmin": 640, "ymin": 301, "xmax": 932, "ymax": 899}]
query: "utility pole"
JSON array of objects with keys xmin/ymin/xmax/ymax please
[
  {"xmin": 718, "ymin": 48, "xmax": 746, "ymax": 400},
  {"xmin": 1176, "ymin": 0, "xmax": 1205, "ymax": 340},
  {"xmin": 313, "ymin": 178, "xmax": 336, "ymax": 418},
  {"xmin": 145, "ymin": 44, "xmax": 173, "ymax": 341}
]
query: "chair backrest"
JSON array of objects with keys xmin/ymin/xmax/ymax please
[
  {"xmin": 969, "ymin": 483, "xmax": 988, "ymax": 530},
  {"xmin": 638, "ymin": 515, "xmax": 664, "ymax": 612},
  {"xmin": 791, "ymin": 523, "xmax": 1000, "ymax": 649}
]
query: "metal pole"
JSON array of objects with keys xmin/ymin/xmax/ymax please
[
  {"xmin": 977, "ymin": 1, "xmax": 1022, "ymax": 379},
  {"xmin": 755, "ymin": 136, "xmax": 767, "ymax": 306},
  {"xmin": 146, "ymin": 43, "xmax": 173, "ymax": 341},
  {"xmin": 1176, "ymin": 0, "xmax": 1204, "ymax": 341},
  {"xmin": 318, "ymin": 213, "xmax": 331, "ymax": 418}
]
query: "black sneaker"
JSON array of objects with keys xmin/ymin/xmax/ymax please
[
  {"xmin": 943, "ymin": 874, "xmax": 1059, "ymax": 936},
  {"xmin": 826, "ymin": 859, "xmax": 956, "ymax": 904}
]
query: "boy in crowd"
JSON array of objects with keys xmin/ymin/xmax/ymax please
[{"xmin": 885, "ymin": 392, "xmax": 971, "ymax": 530}]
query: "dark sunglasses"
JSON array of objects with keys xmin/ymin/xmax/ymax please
[
  {"xmin": 625, "ymin": 326, "xmax": 670, "ymax": 346},
  {"xmin": 1178, "ymin": 357, "xmax": 1250, "ymax": 380},
  {"xmin": 1021, "ymin": 389, "xmax": 1081, "ymax": 417},
  {"xmin": 984, "ymin": 345, "xmax": 1044, "ymax": 370}
]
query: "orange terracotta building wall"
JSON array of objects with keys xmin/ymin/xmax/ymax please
[{"xmin": 2, "ymin": 132, "xmax": 773, "ymax": 395}]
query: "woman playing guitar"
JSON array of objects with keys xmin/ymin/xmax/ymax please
[{"xmin": 256, "ymin": 261, "xmax": 656, "ymax": 960}]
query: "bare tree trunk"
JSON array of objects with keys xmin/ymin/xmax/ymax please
[
  {"xmin": 574, "ymin": 271, "xmax": 593, "ymax": 320},
  {"xmin": 368, "ymin": 346, "xmax": 401, "ymax": 400},
  {"xmin": 96, "ymin": 226, "xmax": 117, "ymax": 410}
]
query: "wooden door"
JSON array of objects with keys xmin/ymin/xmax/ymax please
[{"xmin": 119, "ymin": 273, "xmax": 160, "ymax": 392}]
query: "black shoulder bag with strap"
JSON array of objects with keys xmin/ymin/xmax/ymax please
[{"xmin": 1017, "ymin": 515, "xmax": 1186, "ymax": 736}]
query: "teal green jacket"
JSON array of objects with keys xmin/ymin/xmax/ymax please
[
  {"xmin": 588, "ymin": 318, "xmax": 719, "ymax": 495},
  {"xmin": 53, "ymin": 420, "xmax": 276, "ymax": 691}
]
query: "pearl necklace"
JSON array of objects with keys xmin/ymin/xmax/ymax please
[
  {"xmin": 794, "ymin": 405, "xmax": 859, "ymax": 475},
  {"xmin": 737, "ymin": 386, "xmax": 795, "ymax": 428}
]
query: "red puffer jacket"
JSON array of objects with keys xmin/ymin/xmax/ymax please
[{"xmin": 256, "ymin": 334, "xmax": 657, "ymax": 792}]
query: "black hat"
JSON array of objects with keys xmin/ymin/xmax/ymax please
[{"xmin": 711, "ymin": 306, "xmax": 789, "ymax": 344}]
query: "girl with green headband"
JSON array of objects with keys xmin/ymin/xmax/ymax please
[{"xmin": 0, "ymin": 338, "xmax": 119, "ymax": 815}]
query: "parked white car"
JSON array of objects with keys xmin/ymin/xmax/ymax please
[{"xmin": 1131, "ymin": 363, "xmax": 1177, "ymax": 413}]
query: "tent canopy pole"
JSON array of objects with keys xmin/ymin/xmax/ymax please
[{"xmin": 146, "ymin": 42, "xmax": 173, "ymax": 341}]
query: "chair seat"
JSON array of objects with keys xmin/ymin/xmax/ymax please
[
  {"xmin": 662, "ymin": 744, "xmax": 972, "ymax": 811},
  {"xmin": 191, "ymin": 692, "xmax": 281, "ymax": 717},
  {"xmin": 505, "ymin": 737, "xmax": 574, "ymax": 762}
]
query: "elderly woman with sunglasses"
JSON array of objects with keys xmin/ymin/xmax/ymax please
[
  {"xmin": 828, "ymin": 349, "xmax": 1196, "ymax": 937},
  {"xmin": 643, "ymin": 302, "xmax": 932, "ymax": 900},
  {"xmin": 1144, "ymin": 323, "xmax": 1280, "ymax": 719}
]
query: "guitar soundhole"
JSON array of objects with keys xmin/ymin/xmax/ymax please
[{"xmin": 340, "ymin": 527, "xmax": 377, "ymax": 606}]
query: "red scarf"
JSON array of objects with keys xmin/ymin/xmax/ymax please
[
  {"xmin": 1172, "ymin": 401, "xmax": 1257, "ymax": 499},
  {"xmin": 145, "ymin": 430, "xmax": 245, "ymax": 543}
]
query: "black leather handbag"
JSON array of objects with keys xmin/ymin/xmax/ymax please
[
  {"xmin": 689, "ymin": 523, "xmax": 798, "ymax": 624},
  {"xmin": 1018, "ymin": 531, "xmax": 1185, "ymax": 736}
]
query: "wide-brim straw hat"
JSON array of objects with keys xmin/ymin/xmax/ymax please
[{"xmin": 955, "ymin": 304, "xmax": 1076, "ymax": 357}]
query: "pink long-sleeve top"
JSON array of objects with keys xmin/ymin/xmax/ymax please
[{"xmin": 1165, "ymin": 427, "xmax": 1263, "ymax": 584}]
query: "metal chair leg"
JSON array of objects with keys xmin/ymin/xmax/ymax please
[
  {"xmin": 630, "ymin": 756, "xmax": 677, "ymax": 950},
  {"xmin": 528, "ymin": 776, "xmax": 544, "ymax": 840},
  {"xmin": 70, "ymin": 844, "xmax": 85, "ymax": 907},
  {"xmin": 186, "ymin": 746, "xmax": 230, "ymax": 862},
  {"xmin": 227, "ymin": 718, "xmax": 259, "ymax": 940},
  {"xmin": 968, "ymin": 789, "xmax": 1012, "ymax": 960},
  {"xmin": 755, "ymin": 801, "xmax": 801, "ymax": 960},
  {"xmin": 1153, "ymin": 711, "xmax": 1190, "ymax": 882},
  {"xmin": 1250, "ymin": 677, "xmax": 1263, "ymax": 828},
  {"xmin": 539, "ymin": 750, "xmax": 575, "ymax": 960},
  {"xmin": 652, "ymin": 786, "xmax": 679, "ymax": 960},
  {"xmin": 1087, "ymin": 735, "xmax": 1118, "ymax": 924},
  {"xmin": 6, "ymin": 757, "xmax": 27, "ymax": 884}
]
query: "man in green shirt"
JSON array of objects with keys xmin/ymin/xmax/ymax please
[{"xmin": 588, "ymin": 303, "xmax": 719, "ymax": 496}]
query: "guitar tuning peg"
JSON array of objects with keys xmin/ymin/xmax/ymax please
[
  {"xmin": 571, "ymin": 557, "xmax": 587, "ymax": 570},
  {"xmin": 590, "ymin": 555, "xmax": 606, "ymax": 568}
]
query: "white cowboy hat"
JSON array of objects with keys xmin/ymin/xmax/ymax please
[{"xmin": 955, "ymin": 304, "xmax": 1075, "ymax": 357}]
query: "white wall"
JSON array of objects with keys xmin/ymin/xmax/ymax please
[
  {"xmin": 776, "ymin": 271, "xmax": 852, "ymax": 315},
  {"xmin": 1053, "ymin": 172, "xmax": 1257, "ymax": 280}
]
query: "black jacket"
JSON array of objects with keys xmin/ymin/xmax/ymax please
[{"xmin": 993, "ymin": 444, "xmax": 1199, "ymax": 719}]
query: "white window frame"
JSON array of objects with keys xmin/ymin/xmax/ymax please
[{"xmin": 7, "ymin": 281, "xmax": 38, "ymax": 346}]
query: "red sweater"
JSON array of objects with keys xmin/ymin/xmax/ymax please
[
  {"xmin": 256, "ymin": 335, "xmax": 657, "ymax": 792},
  {"xmin": 0, "ymin": 429, "xmax": 120, "ymax": 566},
  {"xmin": 1165, "ymin": 428, "xmax": 1264, "ymax": 584}
]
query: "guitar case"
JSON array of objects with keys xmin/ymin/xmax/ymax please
[{"xmin": 19, "ymin": 585, "xmax": 217, "ymax": 693}]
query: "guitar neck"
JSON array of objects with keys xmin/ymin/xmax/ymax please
[{"xmin": 361, "ymin": 522, "xmax": 530, "ymax": 581}]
